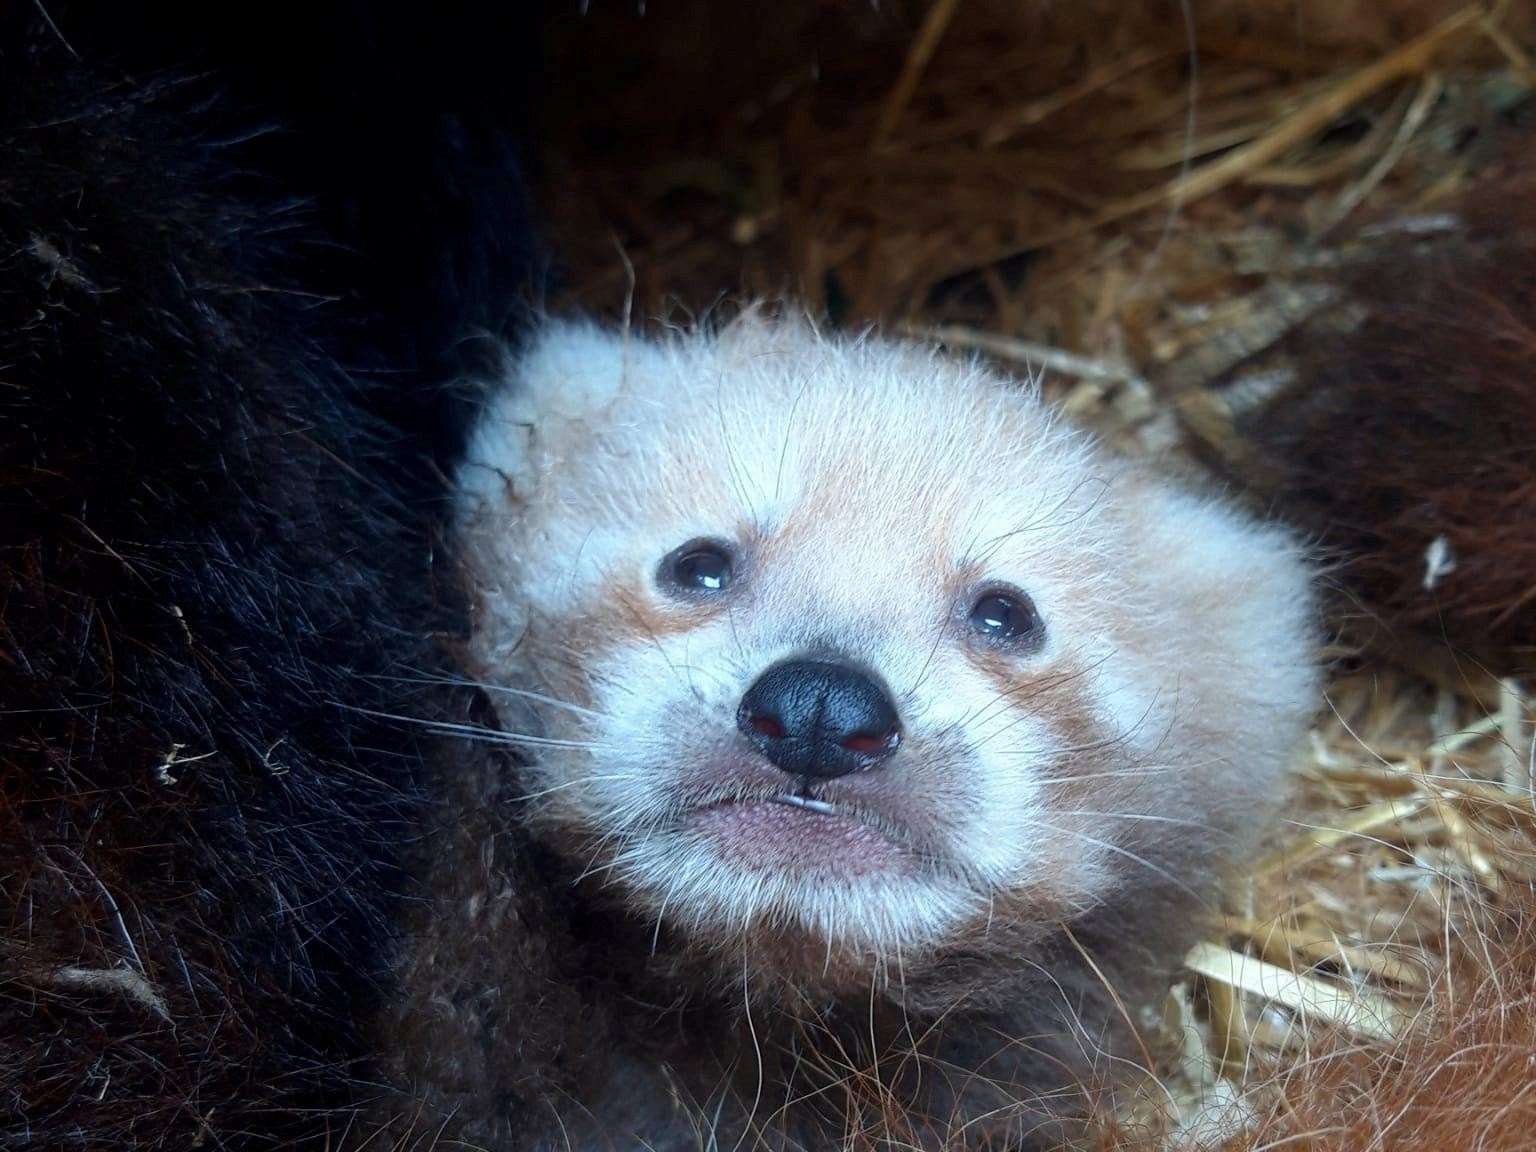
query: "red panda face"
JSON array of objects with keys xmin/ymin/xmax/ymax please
[{"xmin": 456, "ymin": 314, "xmax": 1317, "ymax": 982}]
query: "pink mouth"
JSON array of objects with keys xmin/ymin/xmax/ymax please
[{"xmin": 688, "ymin": 796, "xmax": 913, "ymax": 878}]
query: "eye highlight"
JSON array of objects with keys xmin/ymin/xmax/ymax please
[
  {"xmin": 659, "ymin": 539, "xmax": 735, "ymax": 595},
  {"xmin": 967, "ymin": 587, "xmax": 1043, "ymax": 647}
]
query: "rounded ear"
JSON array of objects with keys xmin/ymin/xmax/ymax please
[
  {"xmin": 455, "ymin": 321, "xmax": 656, "ymax": 516},
  {"xmin": 1120, "ymin": 474, "xmax": 1320, "ymax": 722}
]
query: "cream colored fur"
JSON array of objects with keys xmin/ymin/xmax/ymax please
[{"xmin": 455, "ymin": 309, "xmax": 1318, "ymax": 970}]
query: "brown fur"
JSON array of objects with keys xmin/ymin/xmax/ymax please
[
  {"xmin": 1235, "ymin": 152, "xmax": 1536, "ymax": 670},
  {"xmin": 1225, "ymin": 883, "xmax": 1536, "ymax": 1152}
]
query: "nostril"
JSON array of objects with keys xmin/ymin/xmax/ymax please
[
  {"xmin": 840, "ymin": 730, "xmax": 899, "ymax": 756},
  {"xmin": 748, "ymin": 714, "xmax": 786, "ymax": 740}
]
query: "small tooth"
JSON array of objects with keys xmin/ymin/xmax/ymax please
[{"xmin": 774, "ymin": 795, "xmax": 837, "ymax": 816}]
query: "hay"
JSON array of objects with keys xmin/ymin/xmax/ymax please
[
  {"xmin": 1146, "ymin": 672, "xmax": 1536, "ymax": 1145},
  {"xmin": 535, "ymin": 1, "xmax": 1536, "ymax": 1145}
]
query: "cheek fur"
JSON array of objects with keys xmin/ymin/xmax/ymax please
[
  {"xmin": 947, "ymin": 650, "xmax": 1131, "ymax": 886},
  {"xmin": 469, "ymin": 601, "xmax": 741, "ymax": 839},
  {"xmin": 529, "ymin": 635, "xmax": 745, "ymax": 824},
  {"xmin": 505, "ymin": 576, "xmax": 736, "ymax": 709},
  {"xmin": 566, "ymin": 583, "xmax": 725, "ymax": 654}
]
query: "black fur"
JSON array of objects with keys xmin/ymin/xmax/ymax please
[{"xmin": 0, "ymin": 5, "xmax": 540, "ymax": 1146}]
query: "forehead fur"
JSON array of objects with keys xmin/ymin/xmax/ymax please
[{"xmin": 458, "ymin": 314, "xmax": 1116, "ymax": 616}]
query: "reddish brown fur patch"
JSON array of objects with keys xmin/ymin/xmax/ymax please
[
  {"xmin": 612, "ymin": 585, "xmax": 719, "ymax": 643},
  {"xmin": 1237, "ymin": 153, "xmax": 1536, "ymax": 667},
  {"xmin": 966, "ymin": 648, "xmax": 1104, "ymax": 782},
  {"xmin": 549, "ymin": 582, "xmax": 723, "ymax": 667},
  {"xmin": 1224, "ymin": 884, "xmax": 1536, "ymax": 1152}
]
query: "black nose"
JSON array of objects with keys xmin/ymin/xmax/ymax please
[{"xmin": 737, "ymin": 659, "xmax": 901, "ymax": 779}]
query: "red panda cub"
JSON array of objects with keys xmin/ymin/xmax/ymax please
[{"xmin": 435, "ymin": 310, "xmax": 1318, "ymax": 1149}]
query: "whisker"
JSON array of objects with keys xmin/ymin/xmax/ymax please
[
  {"xmin": 1029, "ymin": 767, "xmax": 1174, "ymax": 785},
  {"xmin": 576, "ymin": 822, "xmax": 660, "ymax": 885},
  {"xmin": 903, "ymin": 600, "xmax": 956, "ymax": 701},
  {"xmin": 329, "ymin": 703, "xmax": 608, "ymax": 750},
  {"xmin": 367, "ymin": 673, "xmax": 606, "ymax": 719},
  {"xmin": 1031, "ymin": 820, "xmax": 1209, "ymax": 906},
  {"xmin": 964, "ymin": 651, "xmax": 1113, "ymax": 749},
  {"xmin": 1056, "ymin": 809, "xmax": 1217, "ymax": 832},
  {"xmin": 512, "ymin": 774, "xmax": 635, "ymax": 803},
  {"xmin": 773, "ymin": 376, "xmax": 812, "ymax": 504},
  {"xmin": 970, "ymin": 475, "xmax": 1112, "ymax": 565}
]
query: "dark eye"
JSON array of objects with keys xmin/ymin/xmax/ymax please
[
  {"xmin": 661, "ymin": 540, "xmax": 734, "ymax": 594},
  {"xmin": 967, "ymin": 588, "xmax": 1043, "ymax": 646}
]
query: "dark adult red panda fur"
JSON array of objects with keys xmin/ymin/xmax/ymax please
[
  {"xmin": 1236, "ymin": 152, "xmax": 1536, "ymax": 671},
  {"xmin": 0, "ymin": 4, "xmax": 542, "ymax": 1147}
]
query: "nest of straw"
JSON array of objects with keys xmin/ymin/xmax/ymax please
[{"xmin": 534, "ymin": 2, "xmax": 1536, "ymax": 1145}]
